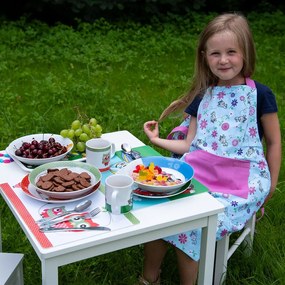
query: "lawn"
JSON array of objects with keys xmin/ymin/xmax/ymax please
[{"xmin": 0, "ymin": 11, "xmax": 284, "ymax": 284}]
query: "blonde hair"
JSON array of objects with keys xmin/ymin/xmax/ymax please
[{"xmin": 159, "ymin": 12, "xmax": 256, "ymax": 122}]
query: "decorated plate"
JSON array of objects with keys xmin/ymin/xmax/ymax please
[
  {"xmin": 7, "ymin": 134, "xmax": 73, "ymax": 165},
  {"xmin": 133, "ymin": 181, "xmax": 194, "ymax": 199},
  {"xmin": 6, "ymin": 148, "xmax": 86, "ymax": 172},
  {"xmin": 20, "ymin": 175, "xmax": 100, "ymax": 203},
  {"xmin": 117, "ymin": 156, "xmax": 194, "ymax": 194},
  {"xmin": 28, "ymin": 161, "xmax": 101, "ymax": 200}
]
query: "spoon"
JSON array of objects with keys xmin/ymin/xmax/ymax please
[
  {"xmin": 121, "ymin": 143, "xmax": 141, "ymax": 160},
  {"xmin": 36, "ymin": 199, "xmax": 92, "ymax": 225}
]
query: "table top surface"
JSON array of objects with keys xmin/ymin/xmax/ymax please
[{"xmin": 0, "ymin": 130, "xmax": 224, "ymax": 258}]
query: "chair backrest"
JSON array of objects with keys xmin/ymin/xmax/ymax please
[
  {"xmin": 166, "ymin": 115, "xmax": 191, "ymax": 158},
  {"xmin": 0, "ymin": 252, "xmax": 24, "ymax": 285}
]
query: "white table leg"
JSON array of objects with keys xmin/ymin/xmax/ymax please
[
  {"xmin": 42, "ymin": 259, "xmax": 58, "ymax": 285},
  {"xmin": 198, "ymin": 214, "xmax": 218, "ymax": 285}
]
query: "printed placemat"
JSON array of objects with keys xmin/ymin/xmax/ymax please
[{"xmin": 0, "ymin": 182, "xmax": 140, "ymax": 249}]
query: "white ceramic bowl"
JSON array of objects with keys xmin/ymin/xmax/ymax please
[
  {"xmin": 117, "ymin": 156, "xmax": 194, "ymax": 194},
  {"xmin": 7, "ymin": 133, "xmax": 73, "ymax": 165},
  {"xmin": 28, "ymin": 161, "xmax": 102, "ymax": 200}
]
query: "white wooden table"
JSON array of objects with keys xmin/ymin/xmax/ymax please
[{"xmin": 0, "ymin": 130, "xmax": 224, "ymax": 285}]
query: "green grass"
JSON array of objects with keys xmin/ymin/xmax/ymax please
[{"xmin": 0, "ymin": 12, "xmax": 284, "ymax": 284}]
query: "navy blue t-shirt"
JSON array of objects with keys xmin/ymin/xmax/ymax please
[{"xmin": 184, "ymin": 81, "xmax": 278, "ymax": 139}]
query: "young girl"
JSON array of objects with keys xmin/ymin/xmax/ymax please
[{"xmin": 141, "ymin": 13, "xmax": 281, "ymax": 285}]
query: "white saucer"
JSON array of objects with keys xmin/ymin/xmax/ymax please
[{"xmin": 133, "ymin": 183, "xmax": 194, "ymax": 199}]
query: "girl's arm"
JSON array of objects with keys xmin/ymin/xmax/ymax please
[
  {"xmin": 143, "ymin": 117, "xmax": 197, "ymax": 155},
  {"xmin": 261, "ymin": 112, "xmax": 282, "ymax": 203}
]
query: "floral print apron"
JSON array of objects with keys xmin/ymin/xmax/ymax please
[{"xmin": 163, "ymin": 78, "xmax": 271, "ymax": 261}]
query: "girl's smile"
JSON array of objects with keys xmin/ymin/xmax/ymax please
[{"xmin": 206, "ymin": 31, "xmax": 244, "ymax": 86}]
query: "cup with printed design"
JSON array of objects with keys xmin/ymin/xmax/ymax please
[
  {"xmin": 86, "ymin": 138, "xmax": 115, "ymax": 172},
  {"xmin": 105, "ymin": 174, "xmax": 134, "ymax": 215}
]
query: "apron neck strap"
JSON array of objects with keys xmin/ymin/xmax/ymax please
[{"xmin": 245, "ymin": 77, "xmax": 256, "ymax": 88}]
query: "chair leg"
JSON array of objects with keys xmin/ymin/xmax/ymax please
[
  {"xmin": 213, "ymin": 213, "xmax": 256, "ymax": 284},
  {"xmin": 214, "ymin": 234, "xmax": 230, "ymax": 285},
  {"xmin": 243, "ymin": 213, "xmax": 256, "ymax": 257}
]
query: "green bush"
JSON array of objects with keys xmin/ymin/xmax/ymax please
[{"xmin": 1, "ymin": 0, "xmax": 285, "ymax": 24}]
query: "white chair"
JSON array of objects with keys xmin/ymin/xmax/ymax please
[
  {"xmin": 0, "ymin": 252, "xmax": 24, "ymax": 285},
  {"xmin": 214, "ymin": 213, "xmax": 256, "ymax": 285}
]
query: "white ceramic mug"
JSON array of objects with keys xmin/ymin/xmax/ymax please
[
  {"xmin": 86, "ymin": 138, "xmax": 115, "ymax": 172},
  {"xmin": 105, "ymin": 174, "xmax": 134, "ymax": 215}
]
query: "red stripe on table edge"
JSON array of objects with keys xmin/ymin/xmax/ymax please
[{"xmin": 0, "ymin": 183, "xmax": 53, "ymax": 248}]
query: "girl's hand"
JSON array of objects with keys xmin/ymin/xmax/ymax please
[
  {"xmin": 143, "ymin": 118, "xmax": 195, "ymax": 154},
  {"xmin": 143, "ymin": 121, "xmax": 159, "ymax": 142}
]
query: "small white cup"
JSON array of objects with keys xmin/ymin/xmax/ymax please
[
  {"xmin": 86, "ymin": 138, "xmax": 115, "ymax": 172},
  {"xmin": 105, "ymin": 174, "xmax": 134, "ymax": 215}
]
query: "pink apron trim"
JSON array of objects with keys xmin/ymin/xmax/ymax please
[
  {"xmin": 184, "ymin": 150, "xmax": 250, "ymax": 199},
  {"xmin": 245, "ymin": 77, "xmax": 256, "ymax": 88}
]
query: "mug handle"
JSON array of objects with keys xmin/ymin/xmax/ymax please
[
  {"xmin": 111, "ymin": 189, "xmax": 119, "ymax": 213},
  {"xmin": 111, "ymin": 143, "xmax": 116, "ymax": 158}
]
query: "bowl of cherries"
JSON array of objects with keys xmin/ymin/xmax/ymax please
[{"xmin": 6, "ymin": 134, "xmax": 73, "ymax": 165}]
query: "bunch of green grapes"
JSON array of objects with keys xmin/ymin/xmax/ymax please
[{"xmin": 60, "ymin": 117, "xmax": 102, "ymax": 152}]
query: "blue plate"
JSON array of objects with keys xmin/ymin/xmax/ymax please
[{"xmin": 117, "ymin": 156, "xmax": 194, "ymax": 194}]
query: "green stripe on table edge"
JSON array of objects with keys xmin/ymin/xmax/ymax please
[{"xmin": 124, "ymin": 211, "xmax": 140, "ymax": 224}]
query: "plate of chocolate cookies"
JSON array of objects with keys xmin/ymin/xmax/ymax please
[{"xmin": 28, "ymin": 161, "xmax": 101, "ymax": 200}]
